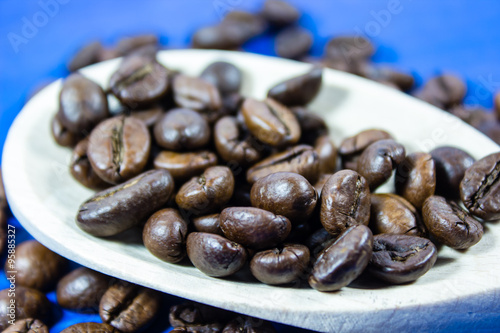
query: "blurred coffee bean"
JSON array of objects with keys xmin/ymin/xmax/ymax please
[
  {"xmin": 477, "ymin": 121, "xmax": 500, "ymax": 145},
  {"xmin": 200, "ymin": 61, "xmax": 242, "ymax": 96},
  {"xmin": 192, "ymin": 24, "xmax": 248, "ymax": 50},
  {"xmin": 0, "ymin": 287, "xmax": 52, "ymax": 331},
  {"xmin": 448, "ymin": 105, "xmax": 495, "ymax": 128},
  {"xmin": 193, "ymin": 213, "xmax": 223, "ymax": 235},
  {"xmin": 414, "ymin": 74, "xmax": 466, "ymax": 109},
  {"xmin": 305, "ymin": 227, "xmax": 334, "ymax": 258},
  {"xmin": 313, "ymin": 174, "xmax": 333, "ymax": 197},
  {"xmin": 223, "ymin": 316, "xmax": 277, "ymax": 333},
  {"xmin": 366, "ymin": 66, "xmax": 415, "ymax": 91},
  {"xmin": 323, "ymin": 56, "xmax": 369, "ymax": 77},
  {"xmin": 224, "ymin": 11, "xmax": 267, "ymax": 37},
  {"xmin": 61, "ymin": 323, "xmax": 120, "ymax": 333},
  {"xmin": 267, "ymin": 67, "xmax": 322, "ymax": 106},
  {"xmin": 221, "ymin": 92, "xmax": 244, "ymax": 116},
  {"xmin": 495, "ymin": 91, "xmax": 500, "ymax": 121},
  {"xmin": 3, "ymin": 318, "xmax": 49, "ymax": 333},
  {"xmin": 129, "ymin": 105, "xmax": 164, "ymax": 128},
  {"xmin": 324, "ymin": 35, "xmax": 374, "ymax": 62},
  {"xmin": 154, "ymin": 150, "xmax": 218, "ymax": 182},
  {"xmin": 115, "ymin": 34, "xmax": 158, "ymax": 56},
  {"xmin": 70, "ymin": 137, "xmax": 109, "ymax": 190},
  {"xmin": 314, "ymin": 135, "xmax": 337, "ymax": 174},
  {"xmin": 290, "ymin": 106, "xmax": 328, "ymax": 145},
  {"xmin": 169, "ymin": 302, "xmax": 230, "ymax": 331},
  {"xmin": 275, "ymin": 26, "xmax": 312, "ymax": 59},
  {"xmin": 68, "ymin": 41, "xmax": 103, "ymax": 72},
  {"xmin": 260, "ymin": 0, "xmax": 300, "ymax": 27}
]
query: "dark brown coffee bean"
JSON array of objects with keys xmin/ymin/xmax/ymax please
[
  {"xmin": 116, "ymin": 34, "xmax": 158, "ymax": 56},
  {"xmin": 99, "ymin": 281, "xmax": 161, "ymax": 333},
  {"xmin": 88, "ymin": 116, "xmax": 151, "ymax": 184},
  {"xmin": 143, "ymin": 208, "xmax": 189, "ymax": 263},
  {"xmin": 250, "ymin": 244, "xmax": 310, "ymax": 285},
  {"xmin": 129, "ymin": 105, "xmax": 164, "ymax": 128},
  {"xmin": 223, "ymin": 316, "xmax": 277, "ymax": 333},
  {"xmin": 220, "ymin": 207, "xmax": 291, "ymax": 249},
  {"xmin": 51, "ymin": 116, "xmax": 83, "ymax": 147},
  {"xmin": 267, "ymin": 67, "xmax": 322, "ymax": 107},
  {"xmin": 250, "ymin": 172, "xmax": 317, "ymax": 223},
  {"xmin": 169, "ymin": 302, "xmax": 230, "ymax": 331},
  {"xmin": 460, "ymin": 152, "xmax": 500, "ymax": 221},
  {"xmin": 314, "ymin": 135, "xmax": 337, "ymax": 174},
  {"xmin": 309, "ymin": 225, "xmax": 373, "ymax": 291},
  {"xmin": 313, "ymin": 174, "xmax": 333, "ymax": 197},
  {"xmin": 275, "ymin": 27, "xmax": 312, "ymax": 59},
  {"xmin": 430, "ymin": 146, "xmax": 475, "ymax": 199},
  {"xmin": 3, "ymin": 318, "xmax": 49, "ymax": 333},
  {"xmin": 422, "ymin": 196, "xmax": 483, "ymax": 249},
  {"xmin": 200, "ymin": 61, "xmax": 242, "ymax": 96},
  {"xmin": 241, "ymin": 98, "xmax": 300, "ymax": 147},
  {"xmin": 357, "ymin": 139, "xmax": 406, "ymax": 190},
  {"xmin": 154, "ymin": 108, "xmax": 211, "ymax": 150},
  {"xmin": 414, "ymin": 74, "xmax": 466, "ymax": 109},
  {"xmin": 7, "ymin": 240, "xmax": 67, "ymax": 291},
  {"xmin": 395, "ymin": 152, "xmax": 436, "ymax": 209},
  {"xmin": 0, "ymin": 287, "xmax": 51, "ymax": 331},
  {"xmin": 154, "ymin": 150, "xmax": 218, "ymax": 182},
  {"xmin": 339, "ymin": 129, "xmax": 393, "ymax": 170},
  {"xmin": 305, "ymin": 228, "xmax": 335, "ymax": 258},
  {"xmin": 477, "ymin": 121, "xmax": 500, "ymax": 145},
  {"xmin": 77, "ymin": 169, "xmax": 174, "ymax": 237},
  {"xmin": 223, "ymin": 10, "xmax": 267, "ymax": 37},
  {"xmin": 57, "ymin": 73, "xmax": 109, "ymax": 134},
  {"xmin": 247, "ymin": 145, "xmax": 319, "ymax": 184},
  {"xmin": 57, "ymin": 267, "xmax": 110, "ymax": 312},
  {"xmin": 192, "ymin": 24, "xmax": 248, "ymax": 50},
  {"xmin": 366, "ymin": 66, "xmax": 414, "ymax": 91},
  {"xmin": 186, "ymin": 232, "xmax": 247, "ymax": 277},
  {"xmin": 323, "ymin": 56, "xmax": 369, "ymax": 77},
  {"xmin": 68, "ymin": 41, "xmax": 103, "ymax": 72},
  {"xmin": 368, "ymin": 234, "xmax": 437, "ymax": 284},
  {"xmin": 61, "ymin": 323, "xmax": 120, "ymax": 333},
  {"xmin": 260, "ymin": 0, "xmax": 300, "ymax": 27},
  {"xmin": 320, "ymin": 170, "xmax": 371, "ymax": 237},
  {"xmin": 290, "ymin": 107, "xmax": 328, "ymax": 145},
  {"xmin": 221, "ymin": 92, "xmax": 244, "ymax": 116},
  {"xmin": 70, "ymin": 137, "xmax": 109, "ymax": 190},
  {"xmin": 448, "ymin": 105, "xmax": 496, "ymax": 128},
  {"xmin": 193, "ymin": 214, "xmax": 222, "ymax": 235},
  {"xmin": 324, "ymin": 36, "xmax": 374, "ymax": 62}
]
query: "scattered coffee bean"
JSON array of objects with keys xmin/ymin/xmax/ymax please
[
  {"xmin": 223, "ymin": 10, "xmax": 267, "ymax": 38},
  {"xmin": 0, "ymin": 287, "xmax": 52, "ymax": 331},
  {"xmin": 260, "ymin": 0, "xmax": 300, "ymax": 27},
  {"xmin": 414, "ymin": 74, "xmax": 466, "ymax": 109},
  {"xmin": 314, "ymin": 135, "xmax": 337, "ymax": 174},
  {"xmin": 115, "ymin": 34, "xmax": 158, "ymax": 56},
  {"xmin": 193, "ymin": 213, "xmax": 223, "ymax": 235},
  {"xmin": 365, "ymin": 66, "xmax": 414, "ymax": 92},
  {"xmin": 339, "ymin": 129, "xmax": 393, "ymax": 170},
  {"xmin": 173, "ymin": 75, "xmax": 222, "ymax": 122},
  {"xmin": 200, "ymin": 61, "xmax": 242, "ymax": 96},
  {"xmin": 154, "ymin": 150, "xmax": 218, "ymax": 182},
  {"xmin": 60, "ymin": 323, "xmax": 120, "ymax": 333},
  {"xmin": 192, "ymin": 24, "xmax": 248, "ymax": 50},
  {"xmin": 275, "ymin": 27, "xmax": 312, "ymax": 60},
  {"xmin": 70, "ymin": 137, "xmax": 109, "ymax": 190},
  {"xmin": 267, "ymin": 67, "xmax": 322, "ymax": 107},
  {"xmin": 68, "ymin": 41, "xmax": 103, "ymax": 72}
]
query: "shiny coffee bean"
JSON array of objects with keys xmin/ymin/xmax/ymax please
[
  {"xmin": 320, "ymin": 170, "xmax": 371, "ymax": 237},
  {"xmin": 68, "ymin": 41, "xmax": 103, "ymax": 72},
  {"xmin": 460, "ymin": 152, "xmax": 500, "ymax": 221},
  {"xmin": 0, "ymin": 287, "xmax": 52, "ymax": 331},
  {"xmin": 260, "ymin": 0, "xmax": 300, "ymax": 27},
  {"xmin": 422, "ymin": 196, "xmax": 483, "ymax": 249},
  {"xmin": 366, "ymin": 66, "xmax": 415, "ymax": 92},
  {"xmin": 129, "ymin": 105, "xmax": 164, "ymax": 128},
  {"xmin": 309, "ymin": 225, "xmax": 373, "ymax": 292},
  {"xmin": 414, "ymin": 74, "xmax": 466, "ymax": 109},
  {"xmin": 77, "ymin": 169, "xmax": 174, "ymax": 237},
  {"xmin": 357, "ymin": 139, "xmax": 406, "ymax": 190},
  {"xmin": 154, "ymin": 108, "xmax": 211, "ymax": 150},
  {"xmin": 314, "ymin": 135, "xmax": 337, "ymax": 174},
  {"xmin": 339, "ymin": 129, "xmax": 393, "ymax": 170},
  {"xmin": 57, "ymin": 267, "xmax": 110, "ymax": 312},
  {"xmin": 186, "ymin": 232, "xmax": 247, "ymax": 277},
  {"xmin": 57, "ymin": 73, "xmax": 109, "ymax": 134},
  {"xmin": 267, "ymin": 67, "xmax": 322, "ymax": 107},
  {"xmin": 242, "ymin": 98, "xmax": 300, "ymax": 147},
  {"xmin": 173, "ymin": 75, "xmax": 222, "ymax": 122},
  {"xmin": 52, "ymin": 116, "xmax": 83, "ymax": 147},
  {"xmin": 70, "ymin": 137, "xmax": 109, "ymax": 190},
  {"xmin": 154, "ymin": 150, "xmax": 218, "ymax": 182},
  {"xmin": 395, "ymin": 152, "xmax": 436, "ymax": 209},
  {"xmin": 324, "ymin": 35, "xmax": 374, "ymax": 62},
  {"xmin": 169, "ymin": 302, "xmax": 229, "ymax": 331},
  {"xmin": 223, "ymin": 316, "xmax": 277, "ymax": 333},
  {"xmin": 99, "ymin": 281, "xmax": 161, "ymax": 333},
  {"xmin": 115, "ymin": 34, "xmax": 158, "ymax": 56},
  {"xmin": 247, "ymin": 145, "xmax": 319, "ymax": 184},
  {"xmin": 200, "ymin": 61, "xmax": 242, "ymax": 96},
  {"xmin": 61, "ymin": 323, "xmax": 120, "ymax": 333},
  {"xmin": 143, "ymin": 208, "xmax": 189, "ymax": 263},
  {"xmin": 290, "ymin": 107, "xmax": 328, "ymax": 145},
  {"xmin": 3, "ymin": 318, "xmax": 49, "ymax": 333},
  {"xmin": 7, "ymin": 240, "xmax": 67, "ymax": 291},
  {"xmin": 275, "ymin": 27, "xmax": 312, "ymax": 59},
  {"xmin": 368, "ymin": 234, "xmax": 437, "ymax": 284},
  {"xmin": 250, "ymin": 172, "xmax": 317, "ymax": 223},
  {"xmin": 193, "ymin": 213, "xmax": 223, "ymax": 235},
  {"xmin": 370, "ymin": 194, "xmax": 424, "ymax": 236},
  {"xmin": 176, "ymin": 166, "xmax": 235, "ymax": 215},
  {"xmin": 313, "ymin": 174, "xmax": 333, "ymax": 197},
  {"xmin": 220, "ymin": 207, "xmax": 291, "ymax": 249},
  {"xmin": 430, "ymin": 146, "xmax": 475, "ymax": 199},
  {"xmin": 250, "ymin": 244, "xmax": 310, "ymax": 285},
  {"xmin": 88, "ymin": 116, "xmax": 151, "ymax": 184}
]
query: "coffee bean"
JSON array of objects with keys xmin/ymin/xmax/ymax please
[
  {"xmin": 70, "ymin": 137, "xmax": 109, "ymax": 190},
  {"xmin": 115, "ymin": 34, "xmax": 158, "ymax": 56},
  {"xmin": 223, "ymin": 10, "xmax": 267, "ymax": 37},
  {"xmin": 357, "ymin": 139, "xmax": 406, "ymax": 190},
  {"xmin": 220, "ymin": 207, "xmax": 291, "ymax": 249},
  {"xmin": 448, "ymin": 105, "xmax": 496, "ymax": 129},
  {"xmin": 324, "ymin": 35, "xmax": 374, "ymax": 62},
  {"xmin": 61, "ymin": 323, "xmax": 120, "ymax": 333},
  {"xmin": 223, "ymin": 316, "xmax": 277, "ymax": 333},
  {"xmin": 100, "ymin": 281, "xmax": 161, "ymax": 333},
  {"xmin": 154, "ymin": 150, "xmax": 218, "ymax": 182},
  {"xmin": 395, "ymin": 152, "xmax": 436, "ymax": 209},
  {"xmin": 414, "ymin": 74, "xmax": 466, "ymax": 109},
  {"xmin": 323, "ymin": 55, "xmax": 369, "ymax": 77},
  {"xmin": 267, "ymin": 67, "xmax": 322, "ymax": 107},
  {"xmin": 193, "ymin": 213, "xmax": 223, "ymax": 235},
  {"xmin": 221, "ymin": 92, "xmax": 244, "ymax": 116},
  {"xmin": 186, "ymin": 232, "xmax": 247, "ymax": 277},
  {"xmin": 68, "ymin": 41, "xmax": 103, "ymax": 72},
  {"xmin": 422, "ymin": 195, "xmax": 483, "ymax": 249},
  {"xmin": 477, "ymin": 121, "xmax": 500, "ymax": 145},
  {"xmin": 365, "ymin": 66, "xmax": 415, "ymax": 92},
  {"xmin": 339, "ymin": 129, "xmax": 393, "ymax": 170},
  {"xmin": 87, "ymin": 116, "xmax": 151, "ymax": 184},
  {"xmin": 314, "ymin": 135, "xmax": 337, "ymax": 174},
  {"xmin": 320, "ymin": 170, "xmax": 371, "ymax": 237},
  {"xmin": 192, "ymin": 24, "xmax": 248, "ymax": 50},
  {"xmin": 260, "ymin": 0, "xmax": 300, "ymax": 27},
  {"xmin": 250, "ymin": 172, "xmax": 317, "ymax": 223},
  {"xmin": 368, "ymin": 234, "xmax": 437, "ymax": 284},
  {"xmin": 290, "ymin": 107, "xmax": 328, "ymax": 145},
  {"xmin": 309, "ymin": 225, "xmax": 373, "ymax": 291},
  {"xmin": 305, "ymin": 227, "xmax": 335, "ymax": 259},
  {"xmin": 0, "ymin": 287, "xmax": 52, "ymax": 331},
  {"xmin": 143, "ymin": 208, "xmax": 189, "ymax": 263},
  {"xmin": 77, "ymin": 169, "xmax": 174, "ymax": 237},
  {"xmin": 460, "ymin": 152, "xmax": 500, "ymax": 221},
  {"xmin": 200, "ymin": 61, "xmax": 242, "ymax": 96},
  {"xmin": 275, "ymin": 27, "xmax": 312, "ymax": 60},
  {"xmin": 3, "ymin": 318, "xmax": 49, "ymax": 333},
  {"xmin": 129, "ymin": 105, "xmax": 164, "ymax": 128},
  {"xmin": 241, "ymin": 98, "xmax": 300, "ymax": 147},
  {"xmin": 169, "ymin": 302, "xmax": 230, "ymax": 331},
  {"xmin": 313, "ymin": 174, "xmax": 333, "ymax": 197},
  {"xmin": 250, "ymin": 244, "xmax": 310, "ymax": 285}
]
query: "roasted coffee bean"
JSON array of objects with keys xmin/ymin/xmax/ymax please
[
  {"xmin": 77, "ymin": 169, "xmax": 174, "ymax": 237},
  {"xmin": 110, "ymin": 55, "xmax": 170, "ymax": 108},
  {"xmin": 357, "ymin": 139, "xmax": 406, "ymax": 190},
  {"xmin": 200, "ymin": 61, "xmax": 242, "ymax": 96},
  {"xmin": 368, "ymin": 234, "xmax": 437, "ymax": 284},
  {"xmin": 247, "ymin": 145, "xmax": 319, "ymax": 184},
  {"xmin": 422, "ymin": 196, "xmax": 483, "ymax": 249},
  {"xmin": 365, "ymin": 66, "xmax": 415, "ymax": 91},
  {"xmin": 460, "ymin": 152, "xmax": 500, "ymax": 221},
  {"xmin": 309, "ymin": 225, "xmax": 373, "ymax": 292},
  {"xmin": 221, "ymin": 92, "xmax": 244, "ymax": 116},
  {"xmin": 87, "ymin": 116, "xmax": 151, "ymax": 184},
  {"xmin": 214, "ymin": 116, "xmax": 262, "ymax": 166},
  {"xmin": 186, "ymin": 232, "xmax": 247, "ymax": 277},
  {"xmin": 193, "ymin": 214, "xmax": 223, "ymax": 235},
  {"xmin": 0, "ymin": 287, "xmax": 51, "ymax": 331},
  {"xmin": 414, "ymin": 74, "xmax": 466, "ymax": 109},
  {"xmin": 305, "ymin": 228, "xmax": 334, "ymax": 258},
  {"xmin": 8, "ymin": 240, "xmax": 68, "ymax": 291},
  {"xmin": 370, "ymin": 194, "xmax": 424, "ymax": 236},
  {"xmin": 241, "ymin": 98, "xmax": 300, "ymax": 147},
  {"xmin": 154, "ymin": 150, "xmax": 218, "ymax": 182},
  {"xmin": 57, "ymin": 73, "xmax": 109, "ymax": 134},
  {"xmin": 260, "ymin": 0, "xmax": 300, "ymax": 27},
  {"xmin": 169, "ymin": 302, "xmax": 230, "ymax": 331},
  {"xmin": 250, "ymin": 244, "xmax": 310, "ymax": 285},
  {"xmin": 3, "ymin": 318, "xmax": 49, "ymax": 333},
  {"xmin": 154, "ymin": 108, "xmax": 211, "ymax": 150},
  {"xmin": 70, "ymin": 137, "xmax": 109, "ymax": 190},
  {"xmin": 477, "ymin": 121, "xmax": 500, "ymax": 145},
  {"xmin": 99, "ymin": 281, "xmax": 161, "ymax": 333},
  {"xmin": 320, "ymin": 170, "xmax": 371, "ymax": 237},
  {"xmin": 143, "ymin": 208, "xmax": 189, "ymax": 263},
  {"xmin": 129, "ymin": 105, "xmax": 164, "ymax": 128},
  {"xmin": 395, "ymin": 152, "xmax": 436, "ymax": 209},
  {"xmin": 314, "ymin": 135, "xmax": 337, "ymax": 174},
  {"xmin": 173, "ymin": 75, "xmax": 222, "ymax": 122},
  {"xmin": 223, "ymin": 316, "xmax": 277, "ymax": 333},
  {"xmin": 57, "ymin": 267, "xmax": 110, "ymax": 312},
  {"xmin": 290, "ymin": 107, "xmax": 328, "ymax": 144},
  {"xmin": 339, "ymin": 129, "xmax": 393, "ymax": 170},
  {"xmin": 250, "ymin": 172, "xmax": 317, "ymax": 223},
  {"xmin": 192, "ymin": 24, "xmax": 249, "ymax": 50},
  {"xmin": 324, "ymin": 35, "xmax": 374, "ymax": 62},
  {"xmin": 68, "ymin": 41, "xmax": 103, "ymax": 72},
  {"xmin": 176, "ymin": 166, "xmax": 235, "ymax": 215},
  {"xmin": 313, "ymin": 174, "xmax": 333, "ymax": 197},
  {"xmin": 448, "ymin": 105, "xmax": 496, "ymax": 129},
  {"xmin": 61, "ymin": 323, "xmax": 120, "ymax": 333},
  {"xmin": 267, "ymin": 67, "xmax": 322, "ymax": 107},
  {"xmin": 323, "ymin": 56, "xmax": 369, "ymax": 77},
  {"xmin": 220, "ymin": 207, "xmax": 291, "ymax": 249},
  {"xmin": 115, "ymin": 34, "xmax": 158, "ymax": 56},
  {"xmin": 430, "ymin": 146, "xmax": 475, "ymax": 198},
  {"xmin": 223, "ymin": 11, "xmax": 267, "ymax": 38},
  {"xmin": 275, "ymin": 27, "xmax": 312, "ymax": 59}
]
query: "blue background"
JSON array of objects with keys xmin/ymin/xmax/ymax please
[{"xmin": 1, "ymin": 0, "xmax": 500, "ymax": 332}]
